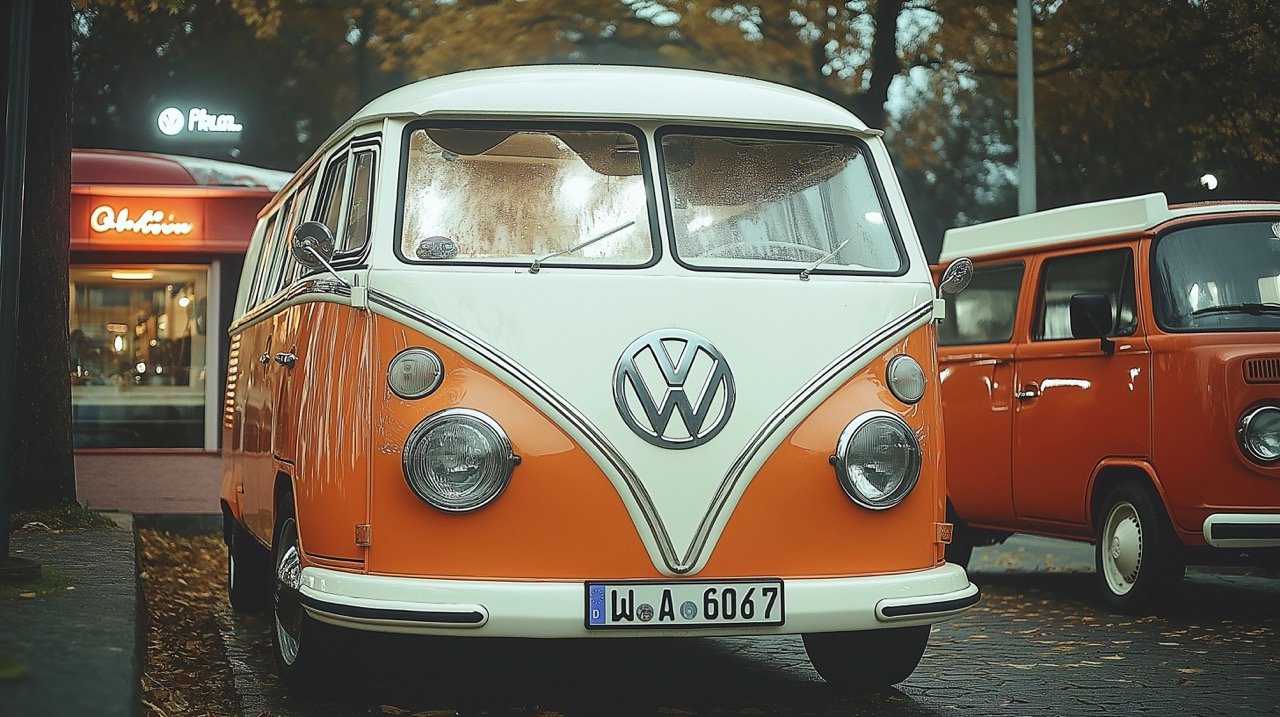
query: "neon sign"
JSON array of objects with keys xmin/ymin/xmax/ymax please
[
  {"xmin": 90, "ymin": 205, "xmax": 193, "ymax": 236},
  {"xmin": 157, "ymin": 106, "xmax": 243, "ymax": 136}
]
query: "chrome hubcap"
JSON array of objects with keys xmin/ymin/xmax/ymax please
[
  {"xmin": 1102, "ymin": 501, "xmax": 1142, "ymax": 595},
  {"xmin": 274, "ymin": 517, "xmax": 303, "ymax": 666}
]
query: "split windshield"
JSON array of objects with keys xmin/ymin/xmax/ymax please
[
  {"xmin": 660, "ymin": 132, "xmax": 904, "ymax": 274},
  {"xmin": 1152, "ymin": 219, "xmax": 1280, "ymax": 331}
]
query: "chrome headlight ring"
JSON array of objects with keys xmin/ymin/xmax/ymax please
[
  {"xmin": 402, "ymin": 408, "xmax": 520, "ymax": 512},
  {"xmin": 1238, "ymin": 404, "xmax": 1280, "ymax": 465},
  {"xmin": 831, "ymin": 411, "xmax": 922, "ymax": 510}
]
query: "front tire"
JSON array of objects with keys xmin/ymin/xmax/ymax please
[
  {"xmin": 945, "ymin": 502, "xmax": 974, "ymax": 568},
  {"xmin": 1094, "ymin": 482, "xmax": 1185, "ymax": 613},
  {"xmin": 803, "ymin": 626, "xmax": 930, "ymax": 692},
  {"xmin": 226, "ymin": 517, "xmax": 270, "ymax": 613},
  {"xmin": 271, "ymin": 494, "xmax": 336, "ymax": 691}
]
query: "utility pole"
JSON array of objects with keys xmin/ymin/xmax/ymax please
[
  {"xmin": 1017, "ymin": 0, "xmax": 1036, "ymax": 215},
  {"xmin": 1, "ymin": 0, "xmax": 40, "ymax": 580}
]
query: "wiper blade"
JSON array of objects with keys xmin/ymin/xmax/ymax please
[
  {"xmin": 529, "ymin": 220, "xmax": 636, "ymax": 274},
  {"xmin": 1190, "ymin": 302, "xmax": 1280, "ymax": 317},
  {"xmin": 799, "ymin": 237, "xmax": 851, "ymax": 281}
]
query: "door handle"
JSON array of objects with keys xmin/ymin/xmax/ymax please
[
  {"xmin": 1014, "ymin": 382, "xmax": 1041, "ymax": 400},
  {"xmin": 273, "ymin": 352, "xmax": 297, "ymax": 368}
]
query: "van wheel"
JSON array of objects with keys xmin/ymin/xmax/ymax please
[
  {"xmin": 1094, "ymin": 483, "xmax": 1185, "ymax": 614},
  {"xmin": 944, "ymin": 502, "xmax": 973, "ymax": 568},
  {"xmin": 271, "ymin": 496, "xmax": 335, "ymax": 691},
  {"xmin": 803, "ymin": 626, "xmax": 929, "ymax": 692},
  {"xmin": 226, "ymin": 517, "xmax": 270, "ymax": 612}
]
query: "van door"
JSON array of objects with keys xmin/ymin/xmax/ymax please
[
  {"xmin": 937, "ymin": 262, "xmax": 1025, "ymax": 524},
  {"xmin": 1012, "ymin": 247, "xmax": 1151, "ymax": 525}
]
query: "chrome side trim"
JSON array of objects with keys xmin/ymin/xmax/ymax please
[
  {"xmin": 367, "ymin": 289, "xmax": 679, "ymax": 568},
  {"xmin": 681, "ymin": 302, "xmax": 934, "ymax": 569},
  {"xmin": 229, "ymin": 279, "xmax": 353, "ymax": 335},
  {"xmin": 369, "ymin": 289, "xmax": 934, "ymax": 574}
]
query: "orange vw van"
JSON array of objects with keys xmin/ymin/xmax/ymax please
[
  {"xmin": 220, "ymin": 65, "xmax": 978, "ymax": 691},
  {"xmin": 937, "ymin": 193, "xmax": 1280, "ymax": 611}
]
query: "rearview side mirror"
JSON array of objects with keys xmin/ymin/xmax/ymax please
[
  {"xmin": 938, "ymin": 257, "xmax": 974, "ymax": 296},
  {"xmin": 1069, "ymin": 292, "xmax": 1115, "ymax": 355},
  {"xmin": 291, "ymin": 221, "xmax": 336, "ymax": 270}
]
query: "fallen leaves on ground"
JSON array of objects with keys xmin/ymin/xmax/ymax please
[{"xmin": 138, "ymin": 529, "xmax": 237, "ymax": 717}]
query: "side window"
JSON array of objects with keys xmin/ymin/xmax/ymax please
[
  {"xmin": 276, "ymin": 179, "xmax": 314, "ymax": 288},
  {"xmin": 316, "ymin": 154, "xmax": 349, "ymax": 237},
  {"xmin": 258, "ymin": 193, "xmax": 296, "ymax": 303},
  {"xmin": 938, "ymin": 262, "xmax": 1025, "ymax": 345},
  {"xmin": 339, "ymin": 149, "xmax": 375, "ymax": 254},
  {"xmin": 1034, "ymin": 248, "xmax": 1137, "ymax": 341},
  {"xmin": 248, "ymin": 214, "xmax": 279, "ymax": 309}
]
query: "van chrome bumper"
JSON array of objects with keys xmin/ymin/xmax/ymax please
[
  {"xmin": 297, "ymin": 563, "xmax": 979, "ymax": 637},
  {"xmin": 1202, "ymin": 513, "xmax": 1280, "ymax": 548}
]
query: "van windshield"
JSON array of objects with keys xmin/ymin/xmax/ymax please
[
  {"xmin": 1152, "ymin": 219, "xmax": 1280, "ymax": 332},
  {"xmin": 400, "ymin": 126, "xmax": 655, "ymax": 266},
  {"xmin": 660, "ymin": 131, "xmax": 904, "ymax": 274}
]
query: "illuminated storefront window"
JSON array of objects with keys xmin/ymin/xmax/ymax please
[{"xmin": 68, "ymin": 265, "xmax": 210, "ymax": 448}]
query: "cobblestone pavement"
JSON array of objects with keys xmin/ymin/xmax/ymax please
[{"xmin": 224, "ymin": 537, "xmax": 1279, "ymax": 717}]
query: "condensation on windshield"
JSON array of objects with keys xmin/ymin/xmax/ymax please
[
  {"xmin": 401, "ymin": 128, "xmax": 654, "ymax": 265},
  {"xmin": 662, "ymin": 134, "xmax": 902, "ymax": 273}
]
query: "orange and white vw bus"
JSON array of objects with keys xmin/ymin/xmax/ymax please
[
  {"xmin": 219, "ymin": 65, "xmax": 978, "ymax": 691},
  {"xmin": 937, "ymin": 193, "xmax": 1280, "ymax": 612}
]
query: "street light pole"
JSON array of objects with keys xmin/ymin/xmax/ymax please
[
  {"xmin": 1017, "ymin": 0, "xmax": 1036, "ymax": 215},
  {"xmin": 1, "ymin": 0, "xmax": 40, "ymax": 580}
]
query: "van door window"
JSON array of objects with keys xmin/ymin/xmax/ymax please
[
  {"xmin": 317, "ymin": 154, "xmax": 349, "ymax": 237},
  {"xmin": 275, "ymin": 179, "xmax": 313, "ymax": 289},
  {"xmin": 400, "ymin": 126, "xmax": 655, "ymax": 266},
  {"xmin": 1034, "ymin": 248, "xmax": 1137, "ymax": 341},
  {"xmin": 938, "ymin": 262, "xmax": 1024, "ymax": 345},
  {"xmin": 247, "ymin": 213, "xmax": 279, "ymax": 309},
  {"xmin": 339, "ymin": 149, "xmax": 375, "ymax": 254},
  {"xmin": 1151, "ymin": 219, "xmax": 1280, "ymax": 331}
]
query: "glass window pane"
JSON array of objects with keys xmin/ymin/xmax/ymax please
[
  {"xmin": 319, "ymin": 155, "xmax": 348, "ymax": 236},
  {"xmin": 661, "ymin": 133, "xmax": 903, "ymax": 273},
  {"xmin": 939, "ymin": 263, "xmax": 1024, "ymax": 345},
  {"xmin": 401, "ymin": 127, "xmax": 654, "ymax": 265},
  {"xmin": 1035, "ymin": 249, "xmax": 1137, "ymax": 341},
  {"xmin": 339, "ymin": 150, "xmax": 375, "ymax": 253},
  {"xmin": 1152, "ymin": 220, "xmax": 1280, "ymax": 331},
  {"xmin": 69, "ymin": 266, "xmax": 209, "ymax": 448}
]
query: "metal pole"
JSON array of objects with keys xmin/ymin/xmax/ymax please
[
  {"xmin": 1, "ymin": 0, "xmax": 39, "ymax": 579},
  {"xmin": 1017, "ymin": 0, "xmax": 1036, "ymax": 215}
]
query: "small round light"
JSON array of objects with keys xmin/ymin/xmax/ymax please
[
  {"xmin": 402, "ymin": 409, "xmax": 518, "ymax": 512},
  {"xmin": 832, "ymin": 411, "xmax": 921, "ymax": 510},
  {"xmin": 1238, "ymin": 405, "xmax": 1280, "ymax": 464},
  {"xmin": 886, "ymin": 355, "xmax": 926, "ymax": 404},
  {"xmin": 388, "ymin": 348, "xmax": 444, "ymax": 399}
]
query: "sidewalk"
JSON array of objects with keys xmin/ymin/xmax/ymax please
[
  {"xmin": 0, "ymin": 513, "xmax": 139, "ymax": 717},
  {"xmin": 76, "ymin": 453, "xmax": 221, "ymax": 514}
]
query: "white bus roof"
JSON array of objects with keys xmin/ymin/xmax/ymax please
[
  {"xmin": 347, "ymin": 64, "xmax": 874, "ymax": 134},
  {"xmin": 939, "ymin": 193, "xmax": 1280, "ymax": 262}
]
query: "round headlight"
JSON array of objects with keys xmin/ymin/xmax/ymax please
[
  {"xmin": 832, "ymin": 411, "xmax": 921, "ymax": 510},
  {"xmin": 886, "ymin": 355, "xmax": 926, "ymax": 404},
  {"xmin": 402, "ymin": 409, "xmax": 519, "ymax": 512},
  {"xmin": 1238, "ymin": 405, "xmax": 1280, "ymax": 464},
  {"xmin": 388, "ymin": 348, "xmax": 444, "ymax": 399}
]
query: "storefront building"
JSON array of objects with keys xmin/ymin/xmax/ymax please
[{"xmin": 69, "ymin": 149, "xmax": 288, "ymax": 458}]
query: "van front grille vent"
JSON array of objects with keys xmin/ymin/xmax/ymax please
[{"xmin": 1244, "ymin": 357, "xmax": 1280, "ymax": 384}]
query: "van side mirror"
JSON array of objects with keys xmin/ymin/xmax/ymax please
[
  {"xmin": 292, "ymin": 221, "xmax": 336, "ymax": 269},
  {"xmin": 938, "ymin": 257, "xmax": 974, "ymax": 296},
  {"xmin": 1070, "ymin": 292, "xmax": 1115, "ymax": 355}
]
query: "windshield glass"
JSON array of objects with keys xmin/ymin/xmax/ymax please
[
  {"xmin": 400, "ymin": 126, "xmax": 655, "ymax": 266},
  {"xmin": 660, "ymin": 132, "xmax": 903, "ymax": 274},
  {"xmin": 1152, "ymin": 219, "xmax": 1280, "ymax": 331}
]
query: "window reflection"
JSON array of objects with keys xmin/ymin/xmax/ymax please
[{"xmin": 68, "ymin": 266, "xmax": 208, "ymax": 448}]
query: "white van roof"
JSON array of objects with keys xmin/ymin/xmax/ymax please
[
  {"xmin": 347, "ymin": 64, "xmax": 874, "ymax": 134},
  {"xmin": 939, "ymin": 193, "xmax": 1280, "ymax": 262}
]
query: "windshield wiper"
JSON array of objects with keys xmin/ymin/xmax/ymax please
[
  {"xmin": 528, "ymin": 220, "xmax": 636, "ymax": 274},
  {"xmin": 1190, "ymin": 302, "xmax": 1280, "ymax": 317},
  {"xmin": 799, "ymin": 237, "xmax": 851, "ymax": 281}
]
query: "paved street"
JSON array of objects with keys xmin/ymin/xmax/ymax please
[{"xmin": 223, "ymin": 537, "xmax": 1279, "ymax": 716}]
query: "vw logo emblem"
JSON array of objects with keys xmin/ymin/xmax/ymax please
[{"xmin": 613, "ymin": 329, "xmax": 735, "ymax": 449}]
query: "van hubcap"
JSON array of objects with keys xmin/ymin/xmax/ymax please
[
  {"xmin": 274, "ymin": 518, "xmax": 303, "ymax": 665},
  {"xmin": 1102, "ymin": 502, "xmax": 1142, "ymax": 595}
]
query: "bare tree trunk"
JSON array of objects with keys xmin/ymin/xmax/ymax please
[
  {"xmin": 853, "ymin": 0, "xmax": 905, "ymax": 130},
  {"xmin": 8, "ymin": 0, "xmax": 75, "ymax": 510}
]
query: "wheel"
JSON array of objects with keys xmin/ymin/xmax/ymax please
[
  {"xmin": 271, "ymin": 494, "xmax": 336, "ymax": 691},
  {"xmin": 1094, "ymin": 482, "xmax": 1185, "ymax": 613},
  {"xmin": 944, "ymin": 502, "xmax": 974, "ymax": 568},
  {"xmin": 803, "ymin": 626, "xmax": 930, "ymax": 692},
  {"xmin": 226, "ymin": 516, "xmax": 270, "ymax": 613}
]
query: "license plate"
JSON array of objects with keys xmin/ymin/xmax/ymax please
[{"xmin": 585, "ymin": 579, "xmax": 784, "ymax": 629}]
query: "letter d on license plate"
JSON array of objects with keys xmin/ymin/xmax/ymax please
[{"xmin": 585, "ymin": 579, "xmax": 784, "ymax": 629}]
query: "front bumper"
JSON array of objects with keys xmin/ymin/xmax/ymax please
[
  {"xmin": 1202, "ymin": 513, "xmax": 1280, "ymax": 548},
  {"xmin": 298, "ymin": 563, "xmax": 979, "ymax": 637}
]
